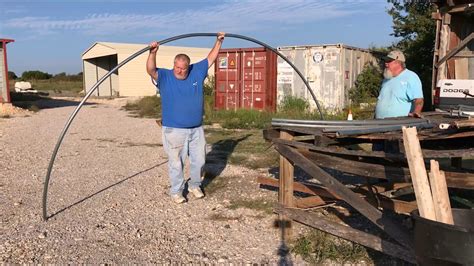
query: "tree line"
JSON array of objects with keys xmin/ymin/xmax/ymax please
[
  {"xmin": 8, "ymin": 71, "xmax": 83, "ymax": 82},
  {"xmin": 349, "ymin": 0, "xmax": 435, "ymax": 110}
]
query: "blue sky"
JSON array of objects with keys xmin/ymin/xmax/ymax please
[{"xmin": 0, "ymin": 0, "xmax": 397, "ymax": 75}]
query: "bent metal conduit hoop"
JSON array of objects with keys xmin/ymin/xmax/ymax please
[{"xmin": 42, "ymin": 33, "xmax": 324, "ymax": 221}]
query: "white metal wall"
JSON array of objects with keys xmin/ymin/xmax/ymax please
[
  {"xmin": 277, "ymin": 45, "xmax": 376, "ymax": 111},
  {"xmin": 83, "ymin": 55, "xmax": 119, "ymax": 97}
]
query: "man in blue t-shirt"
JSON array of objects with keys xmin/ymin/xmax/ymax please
[
  {"xmin": 375, "ymin": 50, "xmax": 424, "ymax": 119},
  {"xmin": 146, "ymin": 32, "xmax": 225, "ymax": 204}
]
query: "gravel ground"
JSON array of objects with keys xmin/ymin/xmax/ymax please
[{"xmin": 0, "ymin": 98, "xmax": 305, "ymax": 264}]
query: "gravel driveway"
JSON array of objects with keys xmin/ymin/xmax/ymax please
[{"xmin": 0, "ymin": 98, "xmax": 299, "ymax": 264}]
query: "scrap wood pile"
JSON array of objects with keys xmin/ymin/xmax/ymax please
[{"xmin": 259, "ymin": 114, "xmax": 474, "ymax": 263}]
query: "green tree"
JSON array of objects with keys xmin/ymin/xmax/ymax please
[
  {"xmin": 349, "ymin": 63, "xmax": 383, "ymax": 104},
  {"xmin": 387, "ymin": 0, "xmax": 436, "ymax": 109},
  {"xmin": 21, "ymin": 70, "xmax": 52, "ymax": 80},
  {"xmin": 8, "ymin": 71, "xmax": 17, "ymax": 80}
]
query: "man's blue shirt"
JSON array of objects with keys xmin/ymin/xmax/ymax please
[
  {"xmin": 375, "ymin": 69, "xmax": 423, "ymax": 119},
  {"xmin": 156, "ymin": 59, "xmax": 208, "ymax": 128}
]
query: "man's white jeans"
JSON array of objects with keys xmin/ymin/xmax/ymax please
[{"xmin": 162, "ymin": 126, "xmax": 206, "ymax": 196}]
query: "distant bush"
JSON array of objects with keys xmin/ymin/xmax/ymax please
[
  {"xmin": 204, "ymin": 75, "xmax": 215, "ymax": 96},
  {"xmin": 278, "ymin": 95, "xmax": 309, "ymax": 114},
  {"xmin": 8, "ymin": 71, "xmax": 17, "ymax": 80},
  {"xmin": 349, "ymin": 63, "xmax": 383, "ymax": 104},
  {"xmin": 53, "ymin": 72, "xmax": 83, "ymax": 81},
  {"xmin": 21, "ymin": 70, "xmax": 52, "ymax": 80}
]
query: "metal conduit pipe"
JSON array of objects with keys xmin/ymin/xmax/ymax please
[
  {"xmin": 272, "ymin": 121, "xmax": 429, "ymax": 129},
  {"xmin": 334, "ymin": 123, "xmax": 434, "ymax": 137},
  {"xmin": 42, "ymin": 33, "xmax": 324, "ymax": 221},
  {"xmin": 272, "ymin": 118, "xmax": 430, "ymax": 126},
  {"xmin": 272, "ymin": 122, "xmax": 430, "ymax": 130}
]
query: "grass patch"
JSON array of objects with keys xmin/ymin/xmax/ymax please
[
  {"xmin": 204, "ymin": 175, "xmax": 229, "ymax": 196},
  {"xmin": 291, "ymin": 229, "xmax": 370, "ymax": 264},
  {"xmin": 206, "ymin": 129, "xmax": 278, "ymax": 169},
  {"xmin": 227, "ymin": 199, "xmax": 275, "ymax": 215},
  {"xmin": 30, "ymin": 79, "xmax": 83, "ymax": 94},
  {"xmin": 123, "ymin": 96, "xmax": 161, "ymax": 118},
  {"xmin": 205, "ymin": 109, "xmax": 273, "ymax": 129}
]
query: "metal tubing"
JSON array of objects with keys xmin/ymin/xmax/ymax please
[
  {"xmin": 335, "ymin": 123, "xmax": 434, "ymax": 137},
  {"xmin": 272, "ymin": 117, "xmax": 430, "ymax": 126},
  {"xmin": 42, "ymin": 33, "xmax": 323, "ymax": 221},
  {"xmin": 272, "ymin": 121, "xmax": 429, "ymax": 129}
]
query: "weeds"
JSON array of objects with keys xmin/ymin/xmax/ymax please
[
  {"xmin": 227, "ymin": 199, "xmax": 275, "ymax": 215},
  {"xmin": 123, "ymin": 96, "xmax": 161, "ymax": 118},
  {"xmin": 291, "ymin": 229, "xmax": 370, "ymax": 264}
]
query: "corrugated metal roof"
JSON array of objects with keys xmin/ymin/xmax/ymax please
[{"xmin": 277, "ymin": 43, "xmax": 372, "ymax": 53}]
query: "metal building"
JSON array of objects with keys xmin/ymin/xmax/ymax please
[
  {"xmin": 277, "ymin": 44, "xmax": 377, "ymax": 111},
  {"xmin": 82, "ymin": 42, "xmax": 213, "ymax": 97},
  {"xmin": 0, "ymin": 39, "xmax": 14, "ymax": 103}
]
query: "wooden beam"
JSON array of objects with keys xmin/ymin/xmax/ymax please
[
  {"xmin": 274, "ymin": 144, "xmax": 413, "ymax": 249},
  {"xmin": 299, "ymin": 149, "xmax": 410, "ymax": 181},
  {"xmin": 258, "ymin": 176, "xmax": 418, "ymax": 214},
  {"xmin": 294, "ymin": 196, "xmax": 328, "ymax": 209},
  {"xmin": 258, "ymin": 176, "xmax": 339, "ymax": 199},
  {"xmin": 436, "ymin": 32, "xmax": 474, "ymax": 68},
  {"xmin": 272, "ymin": 137, "xmax": 474, "ymax": 160},
  {"xmin": 297, "ymin": 147, "xmax": 473, "ymax": 189},
  {"xmin": 402, "ymin": 127, "xmax": 436, "ymax": 221},
  {"xmin": 274, "ymin": 206, "xmax": 416, "ymax": 264},
  {"xmin": 429, "ymin": 160, "xmax": 454, "ymax": 225},
  {"xmin": 279, "ymin": 130, "xmax": 295, "ymax": 240}
]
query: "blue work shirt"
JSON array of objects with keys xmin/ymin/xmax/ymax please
[
  {"xmin": 375, "ymin": 69, "xmax": 423, "ymax": 119},
  {"xmin": 156, "ymin": 59, "xmax": 208, "ymax": 128}
]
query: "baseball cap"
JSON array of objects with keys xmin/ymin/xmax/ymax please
[{"xmin": 384, "ymin": 50, "xmax": 405, "ymax": 62}]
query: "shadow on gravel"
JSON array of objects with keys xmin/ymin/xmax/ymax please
[
  {"xmin": 11, "ymin": 93, "xmax": 96, "ymax": 110},
  {"xmin": 47, "ymin": 161, "xmax": 167, "ymax": 219},
  {"xmin": 201, "ymin": 134, "xmax": 250, "ymax": 189}
]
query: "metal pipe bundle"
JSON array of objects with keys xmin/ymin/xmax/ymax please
[{"xmin": 271, "ymin": 117, "xmax": 433, "ymax": 136}]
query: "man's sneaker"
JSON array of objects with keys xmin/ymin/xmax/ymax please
[
  {"xmin": 189, "ymin": 187, "xmax": 204, "ymax": 199},
  {"xmin": 171, "ymin": 194, "xmax": 186, "ymax": 204}
]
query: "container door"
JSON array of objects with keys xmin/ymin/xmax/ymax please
[
  {"xmin": 215, "ymin": 51, "xmax": 241, "ymax": 110},
  {"xmin": 242, "ymin": 50, "xmax": 268, "ymax": 110}
]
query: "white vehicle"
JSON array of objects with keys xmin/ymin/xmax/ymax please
[
  {"xmin": 14, "ymin": 81, "xmax": 37, "ymax": 93},
  {"xmin": 434, "ymin": 79, "xmax": 474, "ymax": 110}
]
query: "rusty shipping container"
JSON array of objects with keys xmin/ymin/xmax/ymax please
[
  {"xmin": 214, "ymin": 47, "xmax": 277, "ymax": 111},
  {"xmin": 277, "ymin": 44, "xmax": 377, "ymax": 111}
]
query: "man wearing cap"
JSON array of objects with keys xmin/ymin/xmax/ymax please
[{"xmin": 375, "ymin": 50, "xmax": 424, "ymax": 119}]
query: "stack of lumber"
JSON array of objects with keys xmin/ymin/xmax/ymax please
[{"xmin": 402, "ymin": 126, "xmax": 454, "ymax": 225}]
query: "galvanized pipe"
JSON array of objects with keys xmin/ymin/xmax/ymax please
[
  {"xmin": 272, "ymin": 117, "xmax": 430, "ymax": 126},
  {"xmin": 42, "ymin": 33, "xmax": 324, "ymax": 221},
  {"xmin": 272, "ymin": 121, "xmax": 430, "ymax": 130},
  {"xmin": 334, "ymin": 123, "xmax": 434, "ymax": 137}
]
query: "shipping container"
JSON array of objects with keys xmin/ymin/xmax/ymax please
[
  {"xmin": 214, "ymin": 47, "xmax": 277, "ymax": 111},
  {"xmin": 277, "ymin": 44, "xmax": 377, "ymax": 111},
  {"xmin": 0, "ymin": 39, "xmax": 14, "ymax": 103}
]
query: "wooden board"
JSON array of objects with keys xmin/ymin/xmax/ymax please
[
  {"xmin": 274, "ymin": 206, "xmax": 415, "ymax": 264},
  {"xmin": 429, "ymin": 160, "xmax": 454, "ymax": 225},
  {"xmin": 274, "ymin": 144, "xmax": 413, "ymax": 249},
  {"xmin": 402, "ymin": 127, "xmax": 436, "ymax": 221}
]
